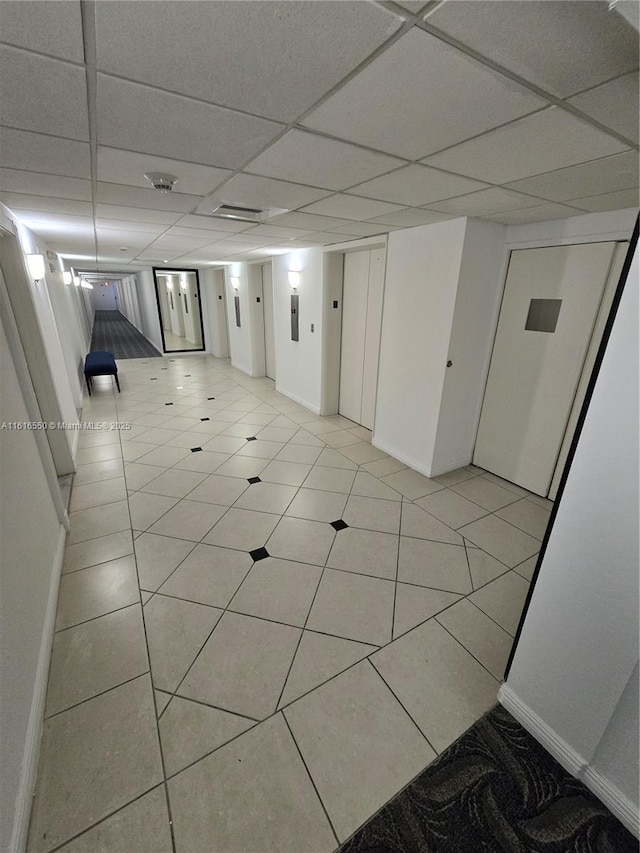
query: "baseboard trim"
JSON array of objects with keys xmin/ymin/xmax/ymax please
[
  {"xmin": 370, "ymin": 438, "xmax": 433, "ymax": 478},
  {"xmin": 581, "ymin": 765, "xmax": 639, "ymax": 838},
  {"xmin": 9, "ymin": 525, "xmax": 66, "ymax": 853},
  {"xmin": 498, "ymin": 685, "xmax": 587, "ymax": 777},
  {"xmin": 274, "ymin": 386, "xmax": 321, "ymax": 415}
]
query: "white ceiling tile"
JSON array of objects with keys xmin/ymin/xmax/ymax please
[
  {"xmin": 178, "ymin": 241, "xmax": 255, "ymax": 259},
  {"xmin": 95, "ymin": 1, "xmax": 402, "ymax": 122},
  {"xmin": 482, "ymin": 203, "xmax": 588, "ymax": 226},
  {"xmin": 97, "ymin": 148, "xmax": 231, "ymax": 196},
  {"xmin": 96, "ymin": 182, "xmax": 197, "ymax": 213},
  {"xmin": 349, "ymin": 164, "xmax": 488, "ymax": 206},
  {"xmin": 424, "ymin": 107, "xmax": 630, "ymax": 184},
  {"xmin": 0, "ymin": 46, "xmax": 88, "ymax": 140},
  {"xmin": 97, "ymin": 231, "xmax": 159, "ymax": 250},
  {"xmin": 300, "ymin": 194, "xmax": 405, "ymax": 220},
  {"xmin": 0, "ymin": 128, "xmax": 90, "ymax": 179},
  {"xmin": 366, "ymin": 208, "xmax": 456, "ymax": 227},
  {"xmin": 241, "ymin": 224, "xmax": 312, "ymax": 239},
  {"xmin": 297, "ymin": 232, "xmax": 355, "ymax": 244},
  {"xmin": 95, "ymin": 205, "xmax": 182, "ymax": 225},
  {"xmin": 174, "ymin": 215, "xmax": 252, "ymax": 233},
  {"xmin": 565, "ymin": 188, "xmax": 639, "ymax": 213},
  {"xmin": 97, "ymin": 219, "xmax": 168, "ymax": 235},
  {"xmin": 216, "ymin": 173, "xmax": 329, "ymax": 211},
  {"xmin": 0, "ymin": 169, "xmax": 91, "ymax": 201},
  {"xmin": 301, "ymin": 28, "xmax": 545, "ymax": 159},
  {"xmin": 97, "ymin": 75, "xmax": 283, "ymax": 169},
  {"xmin": 17, "ymin": 214, "xmax": 94, "ymax": 241},
  {"xmin": 329, "ymin": 222, "xmax": 396, "ymax": 237},
  {"xmin": 267, "ymin": 211, "xmax": 355, "ymax": 231},
  {"xmin": 218, "ymin": 232, "xmax": 279, "ymax": 246},
  {"xmin": 0, "ymin": 1, "xmax": 84, "ymax": 62},
  {"xmin": 505, "ymin": 151, "xmax": 639, "ymax": 202},
  {"xmin": 567, "ymin": 72, "xmax": 639, "ymax": 144},
  {"xmin": 426, "ymin": 0, "xmax": 639, "ymax": 98},
  {"xmin": 245, "ymin": 130, "xmax": 406, "ymax": 190},
  {"xmin": 0, "ymin": 195, "xmax": 94, "ymax": 217},
  {"xmin": 426, "ymin": 187, "xmax": 546, "ymax": 217},
  {"xmin": 165, "ymin": 227, "xmax": 233, "ymax": 242}
]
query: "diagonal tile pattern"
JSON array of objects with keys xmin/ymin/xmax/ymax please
[{"xmin": 31, "ymin": 355, "xmax": 547, "ymax": 852}]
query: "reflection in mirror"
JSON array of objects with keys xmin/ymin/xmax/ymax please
[{"xmin": 153, "ymin": 268, "xmax": 204, "ymax": 352}]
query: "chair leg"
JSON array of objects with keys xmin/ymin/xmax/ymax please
[
  {"xmin": 114, "ymin": 372, "xmax": 120, "ymax": 392},
  {"xmin": 85, "ymin": 373, "xmax": 92, "ymax": 396}
]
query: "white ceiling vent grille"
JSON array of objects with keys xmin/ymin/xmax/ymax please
[{"xmin": 193, "ymin": 198, "xmax": 289, "ymax": 222}]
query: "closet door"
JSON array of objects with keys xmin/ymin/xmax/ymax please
[{"xmin": 474, "ymin": 241, "xmax": 617, "ymax": 495}]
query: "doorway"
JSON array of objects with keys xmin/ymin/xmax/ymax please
[
  {"xmin": 261, "ymin": 263, "xmax": 276, "ymax": 380},
  {"xmin": 153, "ymin": 268, "xmax": 205, "ymax": 353},
  {"xmin": 339, "ymin": 247, "xmax": 385, "ymax": 429},
  {"xmin": 474, "ymin": 241, "xmax": 626, "ymax": 497}
]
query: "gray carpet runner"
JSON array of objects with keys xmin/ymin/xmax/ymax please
[{"xmin": 90, "ymin": 310, "xmax": 161, "ymax": 359}]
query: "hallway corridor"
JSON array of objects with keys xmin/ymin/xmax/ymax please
[{"xmin": 29, "ymin": 354, "xmax": 550, "ymax": 852}]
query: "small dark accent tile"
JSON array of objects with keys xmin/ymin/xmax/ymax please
[
  {"xmin": 191, "ymin": 447, "xmax": 203, "ymax": 453},
  {"xmin": 185, "ymin": 374, "xmax": 191, "ymax": 377},
  {"xmin": 162, "ymin": 367, "xmax": 168, "ymax": 370},
  {"xmin": 165, "ymin": 402, "xmax": 174, "ymax": 406},
  {"xmin": 207, "ymin": 397, "xmax": 215, "ymax": 400},
  {"xmin": 247, "ymin": 476, "xmax": 261, "ymax": 485},
  {"xmin": 246, "ymin": 436, "xmax": 257, "ymax": 442},
  {"xmin": 250, "ymin": 547, "xmax": 269, "ymax": 562},
  {"xmin": 170, "ymin": 359, "xmax": 175, "ymax": 362},
  {"xmin": 150, "ymin": 378, "xmax": 157, "ymax": 381},
  {"xmin": 331, "ymin": 519, "xmax": 349, "ymax": 531},
  {"xmin": 200, "ymin": 417, "xmax": 210, "ymax": 422}
]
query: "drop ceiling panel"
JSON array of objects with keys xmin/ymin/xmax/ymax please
[
  {"xmin": 0, "ymin": 195, "xmax": 94, "ymax": 217},
  {"xmin": 175, "ymin": 214, "xmax": 252, "ymax": 233},
  {"xmin": 267, "ymin": 211, "xmax": 355, "ymax": 231},
  {"xmin": 567, "ymin": 72, "xmax": 639, "ymax": 144},
  {"xmin": 0, "ymin": 0, "xmax": 84, "ymax": 62},
  {"xmin": 505, "ymin": 151, "xmax": 639, "ymax": 202},
  {"xmin": 482, "ymin": 203, "xmax": 587, "ymax": 226},
  {"xmin": 97, "ymin": 219, "xmax": 168, "ymax": 235},
  {"xmin": 0, "ymin": 46, "xmax": 89, "ymax": 140},
  {"xmin": 244, "ymin": 130, "xmax": 406, "ymax": 190},
  {"xmin": 94, "ymin": 1, "xmax": 402, "ymax": 122},
  {"xmin": 95, "ymin": 204, "xmax": 182, "ymax": 225},
  {"xmin": 0, "ymin": 128, "xmax": 90, "ymax": 179},
  {"xmin": 216, "ymin": 173, "xmax": 329, "ymax": 211},
  {"xmin": 96, "ymin": 229, "xmax": 163, "ymax": 248},
  {"xmin": 97, "ymin": 148, "xmax": 232, "ymax": 196},
  {"xmin": 0, "ymin": 169, "xmax": 91, "ymax": 201},
  {"xmin": 96, "ymin": 182, "xmax": 197, "ymax": 212},
  {"xmin": 144, "ymin": 234, "xmax": 217, "ymax": 253},
  {"xmin": 300, "ymin": 193, "xmax": 405, "ymax": 220},
  {"xmin": 20, "ymin": 216, "xmax": 94, "ymax": 240},
  {"xmin": 426, "ymin": 187, "xmax": 546, "ymax": 217},
  {"xmin": 295, "ymin": 231, "xmax": 354, "ymax": 245},
  {"xmin": 329, "ymin": 221, "xmax": 395, "ymax": 237},
  {"xmin": 97, "ymin": 75, "xmax": 283, "ymax": 169},
  {"xmin": 349, "ymin": 163, "xmax": 488, "ymax": 206},
  {"xmin": 426, "ymin": 0, "xmax": 639, "ymax": 98},
  {"xmin": 301, "ymin": 28, "xmax": 546, "ymax": 159},
  {"xmin": 165, "ymin": 227, "xmax": 235, "ymax": 242},
  {"xmin": 568, "ymin": 188, "xmax": 639, "ymax": 213},
  {"xmin": 424, "ymin": 107, "xmax": 630, "ymax": 185},
  {"xmin": 177, "ymin": 241, "xmax": 255, "ymax": 259},
  {"xmin": 241, "ymin": 224, "xmax": 312, "ymax": 239},
  {"xmin": 366, "ymin": 208, "xmax": 455, "ymax": 227}
]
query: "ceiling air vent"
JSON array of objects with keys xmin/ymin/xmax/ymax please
[{"xmin": 193, "ymin": 197, "xmax": 289, "ymax": 222}]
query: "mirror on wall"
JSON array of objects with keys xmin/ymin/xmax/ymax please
[{"xmin": 153, "ymin": 268, "xmax": 205, "ymax": 352}]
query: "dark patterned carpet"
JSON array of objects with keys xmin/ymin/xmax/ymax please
[
  {"xmin": 340, "ymin": 705, "xmax": 637, "ymax": 853},
  {"xmin": 90, "ymin": 310, "xmax": 161, "ymax": 358}
]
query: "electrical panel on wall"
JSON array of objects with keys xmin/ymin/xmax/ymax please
[
  {"xmin": 234, "ymin": 296, "xmax": 241, "ymax": 327},
  {"xmin": 291, "ymin": 294, "xmax": 299, "ymax": 341}
]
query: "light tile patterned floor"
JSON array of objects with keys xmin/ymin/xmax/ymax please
[{"xmin": 28, "ymin": 355, "xmax": 552, "ymax": 853}]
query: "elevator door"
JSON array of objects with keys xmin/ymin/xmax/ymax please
[
  {"xmin": 339, "ymin": 248, "xmax": 385, "ymax": 429},
  {"xmin": 474, "ymin": 241, "xmax": 618, "ymax": 496}
]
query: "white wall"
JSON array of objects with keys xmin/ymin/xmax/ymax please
[
  {"xmin": 225, "ymin": 264, "xmax": 253, "ymax": 375},
  {"xmin": 501, "ymin": 238, "xmax": 639, "ymax": 834},
  {"xmin": 272, "ymin": 249, "xmax": 324, "ymax": 412},
  {"xmin": 431, "ymin": 219, "xmax": 506, "ymax": 473},
  {"xmin": 134, "ymin": 269, "xmax": 163, "ymax": 353},
  {"xmin": 373, "ymin": 218, "xmax": 467, "ymax": 473},
  {"xmin": 0, "ymin": 315, "xmax": 66, "ymax": 853},
  {"xmin": 90, "ymin": 282, "xmax": 117, "ymax": 311}
]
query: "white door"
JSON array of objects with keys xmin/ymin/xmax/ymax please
[
  {"xmin": 474, "ymin": 241, "xmax": 618, "ymax": 496},
  {"xmin": 339, "ymin": 248, "xmax": 385, "ymax": 429},
  {"xmin": 262, "ymin": 264, "xmax": 276, "ymax": 380}
]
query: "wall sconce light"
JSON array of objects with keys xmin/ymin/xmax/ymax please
[
  {"xmin": 73, "ymin": 274, "xmax": 80, "ymax": 287},
  {"xmin": 230, "ymin": 275, "xmax": 240, "ymax": 291},
  {"xmin": 80, "ymin": 280, "xmax": 93, "ymax": 290},
  {"xmin": 62, "ymin": 271, "xmax": 72, "ymax": 285},
  {"xmin": 26, "ymin": 253, "xmax": 46, "ymax": 284},
  {"xmin": 288, "ymin": 270, "xmax": 301, "ymax": 289}
]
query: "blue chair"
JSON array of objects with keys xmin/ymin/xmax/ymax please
[{"xmin": 84, "ymin": 351, "xmax": 120, "ymax": 395}]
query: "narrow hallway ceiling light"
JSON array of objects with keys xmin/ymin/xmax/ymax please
[
  {"xmin": 288, "ymin": 270, "xmax": 301, "ymax": 289},
  {"xmin": 26, "ymin": 253, "xmax": 46, "ymax": 283},
  {"xmin": 62, "ymin": 271, "xmax": 72, "ymax": 285},
  {"xmin": 80, "ymin": 280, "xmax": 93, "ymax": 289},
  {"xmin": 230, "ymin": 275, "xmax": 240, "ymax": 290},
  {"xmin": 73, "ymin": 274, "xmax": 80, "ymax": 287}
]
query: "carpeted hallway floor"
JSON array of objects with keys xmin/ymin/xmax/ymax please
[
  {"xmin": 339, "ymin": 704, "xmax": 637, "ymax": 853},
  {"xmin": 91, "ymin": 310, "xmax": 162, "ymax": 359}
]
